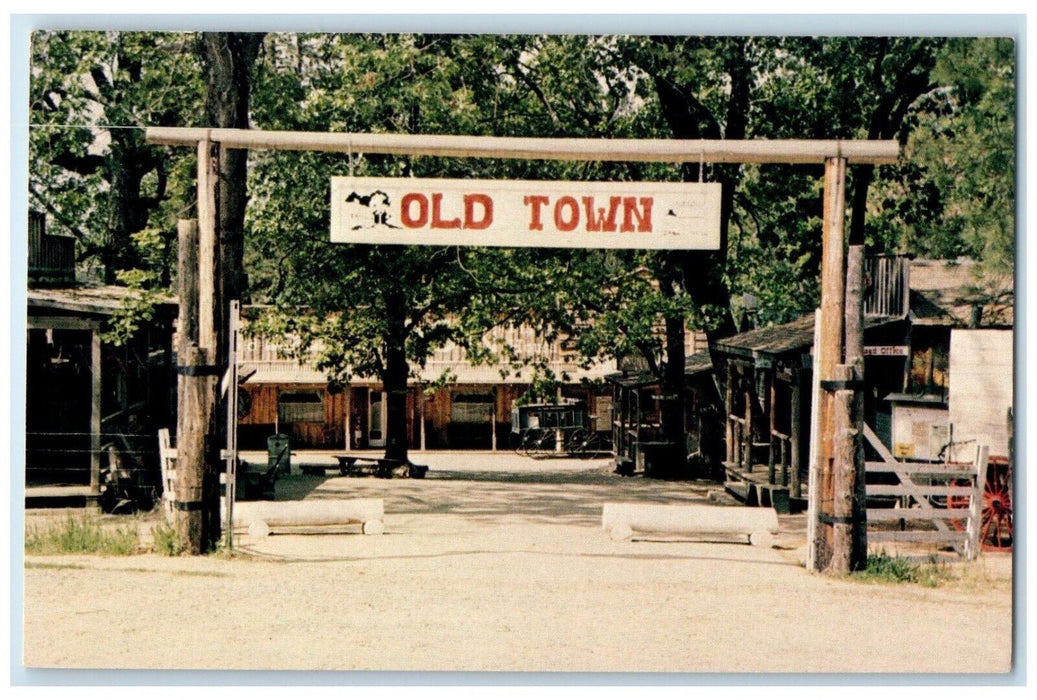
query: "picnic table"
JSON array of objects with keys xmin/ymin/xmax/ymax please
[{"xmin": 302, "ymin": 455, "xmax": 428, "ymax": 479}]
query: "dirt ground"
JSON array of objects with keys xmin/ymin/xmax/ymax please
[{"xmin": 19, "ymin": 452, "xmax": 1015, "ymax": 676}]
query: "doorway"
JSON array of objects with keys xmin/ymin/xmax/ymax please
[{"xmin": 368, "ymin": 391, "xmax": 387, "ymax": 447}]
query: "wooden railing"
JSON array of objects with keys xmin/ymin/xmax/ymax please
[
  {"xmin": 768, "ymin": 430, "xmax": 792, "ymax": 486},
  {"xmin": 863, "ymin": 255, "xmax": 910, "ymax": 318},
  {"xmin": 28, "ymin": 212, "xmax": 76, "ymax": 286}
]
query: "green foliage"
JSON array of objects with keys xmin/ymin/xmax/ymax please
[
  {"xmin": 245, "ymin": 35, "xmax": 672, "ymax": 385},
  {"xmin": 908, "ymin": 38, "xmax": 1015, "ymax": 276},
  {"xmin": 32, "ymin": 32, "xmax": 1015, "ymax": 418},
  {"xmin": 151, "ymin": 521, "xmax": 185, "ymax": 557},
  {"xmin": 25, "ymin": 516, "xmax": 140, "ymax": 556},
  {"xmin": 852, "ymin": 552, "xmax": 953, "ymax": 587},
  {"xmin": 29, "ymin": 31, "xmax": 204, "ymax": 281},
  {"xmin": 98, "ymin": 228, "xmax": 167, "ymax": 347}
]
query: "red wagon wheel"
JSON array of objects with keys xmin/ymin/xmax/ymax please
[
  {"xmin": 979, "ymin": 457, "xmax": 1013, "ymax": 551},
  {"xmin": 947, "ymin": 456, "xmax": 1013, "ymax": 552}
]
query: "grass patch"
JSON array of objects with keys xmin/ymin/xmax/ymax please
[
  {"xmin": 151, "ymin": 521, "xmax": 185, "ymax": 557},
  {"xmin": 25, "ymin": 516, "xmax": 140, "ymax": 556},
  {"xmin": 852, "ymin": 552, "xmax": 955, "ymax": 587}
]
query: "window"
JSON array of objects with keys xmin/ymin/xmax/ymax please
[
  {"xmin": 278, "ymin": 390, "xmax": 324, "ymax": 423},
  {"xmin": 451, "ymin": 393, "xmax": 494, "ymax": 423}
]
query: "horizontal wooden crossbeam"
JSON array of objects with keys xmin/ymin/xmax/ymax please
[{"xmin": 146, "ymin": 127, "xmax": 899, "ymax": 165}]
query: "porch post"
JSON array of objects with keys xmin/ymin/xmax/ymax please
[
  {"xmin": 790, "ymin": 368, "xmax": 803, "ymax": 497},
  {"xmin": 89, "ymin": 329, "xmax": 102, "ymax": 504},
  {"xmin": 490, "ymin": 387, "xmax": 497, "ymax": 452},
  {"xmin": 344, "ymin": 386, "xmax": 352, "ymax": 451},
  {"xmin": 419, "ymin": 386, "xmax": 426, "ymax": 451},
  {"xmin": 724, "ymin": 361, "xmax": 734, "ymax": 467}
]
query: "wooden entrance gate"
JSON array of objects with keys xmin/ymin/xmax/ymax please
[{"xmin": 862, "ymin": 424, "xmax": 986, "ymax": 560}]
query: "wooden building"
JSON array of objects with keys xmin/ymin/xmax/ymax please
[
  {"xmin": 883, "ymin": 258, "xmax": 1013, "ymax": 462},
  {"xmin": 712, "ymin": 255, "xmax": 1013, "ymax": 511},
  {"xmin": 25, "ymin": 213, "xmax": 177, "ymax": 505},
  {"xmin": 235, "ymin": 323, "xmax": 616, "ymax": 451},
  {"xmin": 608, "ymin": 351, "xmax": 722, "ymax": 479},
  {"xmin": 711, "ymin": 313, "xmax": 907, "ymax": 508}
]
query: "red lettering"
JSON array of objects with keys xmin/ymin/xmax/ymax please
[
  {"xmin": 400, "ymin": 193, "xmax": 428, "ymax": 228},
  {"xmin": 524, "ymin": 195, "xmax": 550, "ymax": 231},
  {"xmin": 553, "ymin": 196, "xmax": 580, "ymax": 232},
  {"xmin": 620, "ymin": 196, "xmax": 653, "ymax": 232},
  {"xmin": 463, "ymin": 194, "xmax": 493, "ymax": 230},
  {"xmin": 431, "ymin": 193, "xmax": 462, "ymax": 229},
  {"xmin": 582, "ymin": 196, "xmax": 621, "ymax": 232}
]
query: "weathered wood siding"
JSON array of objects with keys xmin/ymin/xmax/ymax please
[
  {"xmin": 237, "ymin": 382, "xmax": 573, "ymax": 449},
  {"xmin": 948, "ymin": 329, "xmax": 1013, "ymax": 461}
]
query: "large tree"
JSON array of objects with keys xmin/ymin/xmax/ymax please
[
  {"xmin": 896, "ymin": 37, "xmax": 1015, "ymax": 277},
  {"xmin": 245, "ymin": 34, "xmax": 516, "ymax": 464},
  {"xmin": 244, "ymin": 34, "xmax": 692, "ymax": 464},
  {"xmin": 29, "ymin": 31, "xmax": 203, "ymax": 284}
]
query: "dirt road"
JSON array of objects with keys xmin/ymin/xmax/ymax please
[{"xmin": 20, "ymin": 453, "xmax": 1014, "ymax": 674}]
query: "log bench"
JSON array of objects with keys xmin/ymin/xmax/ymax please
[
  {"xmin": 228, "ymin": 498, "xmax": 385, "ymax": 537},
  {"xmin": 602, "ymin": 502, "xmax": 780, "ymax": 547}
]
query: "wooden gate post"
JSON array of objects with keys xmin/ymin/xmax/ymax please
[
  {"xmin": 197, "ymin": 134, "xmax": 223, "ymax": 549},
  {"xmin": 811, "ymin": 155, "xmax": 848, "ymax": 574},
  {"xmin": 174, "ymin": 142, "xmax": 223, "ymax": 554},
  {"xmin": 844, "ymin": 243, "xmax": 868, "ymax": 570},
  {"xmin": 175, "ymin": 220, "xmax": 207, "ymax": 554}
]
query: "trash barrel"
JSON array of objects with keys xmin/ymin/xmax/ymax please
[{"xmin": 267, "ymin": 433, "xmax": 291, "ymax": 476}]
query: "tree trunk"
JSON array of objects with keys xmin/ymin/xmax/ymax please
[
  {"xmin": 102, "ymin": 131, "xmax": 156, "ymax": 282},
  {"xmin": 642, "ymin": 38, "xmax": 752, "ymax": 478},
  {"xmin": 382, "ymin": 293, "xmax": 411, "ymax": 464},
  {"xmin": 200, "ymin": 31, "xmax": 263, "ymax": 313}
]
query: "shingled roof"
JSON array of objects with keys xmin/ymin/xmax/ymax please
[
  {"xmin": 712, "ymin": 314, "xmax": 817, "ymax": 359},
  {"xmin": 28, "ymin": 284, "xmax": 176, "ymax": 318},
  {"xmin": 712, "ymin": 314, "xmax": 901, "ymax": 360},
  {"xmin": 606, "ymin": 350, "xmax": 714, "ymax": 387},
  {"xmin": 908, "ymin": 259, "xmax": 1013, "ymax": 327}
]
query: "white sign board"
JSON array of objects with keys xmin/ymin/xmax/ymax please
[{"xmin": 330, "ymin": 177, "xmax": 721, "ymax": 250}]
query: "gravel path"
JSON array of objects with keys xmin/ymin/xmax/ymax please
[{"xmin": 20, "ymin": 453, "xmax": 1014, "ymax": 674}]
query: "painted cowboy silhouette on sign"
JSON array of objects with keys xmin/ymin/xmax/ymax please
[{"xmin": 344, "ymin": 190, "xmax": 400, "ymax": 230}]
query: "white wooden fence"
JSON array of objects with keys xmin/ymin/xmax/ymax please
[{"xmin": 864, "ymin": 424, "xmax": 986, "ymax": 560}]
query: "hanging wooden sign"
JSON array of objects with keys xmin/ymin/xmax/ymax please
[
  {"xmin": 863, "ymin": 345, "xmax": 910, "ymax": 357},
  {"xmin": 330, "ymin": 177, "xmax": 721, "ymax": 250}
]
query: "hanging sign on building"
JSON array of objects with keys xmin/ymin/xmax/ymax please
[
  {"xmin": 864, "ymin": 345, "xmax": 910, "ymax": 357},
  {"xmin": 330, "ymin": 177, "xmax": 721, "ymax": 250}
]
